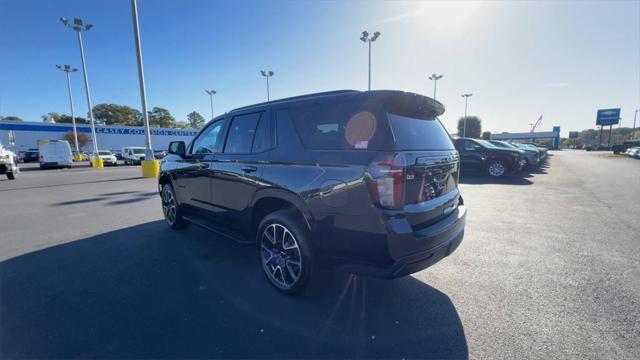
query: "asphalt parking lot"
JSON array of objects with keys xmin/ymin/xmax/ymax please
[{"xmin": 1, "ymin": 151, "xmax": 639, "ymax": 359}]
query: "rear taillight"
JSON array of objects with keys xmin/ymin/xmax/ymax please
[{"xmin": 367, "ymin": 154, "xmax": 405, "ymax": 209}]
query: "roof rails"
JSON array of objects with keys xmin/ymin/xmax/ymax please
[{"xmin": 231, "ymin": 90, "xmax": 361, "ymax": 113}]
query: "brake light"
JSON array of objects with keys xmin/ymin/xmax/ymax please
[{"xmin": 367, "ymin": 154, "xmax": 405, "ymax": 209}]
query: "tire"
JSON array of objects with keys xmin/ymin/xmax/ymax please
[
  {"xmin": 7, "ymin": 172, "xmax": 15, "ymax": 180},
  {"xmin": 487, "ymin": 160, "xmax": 507, "ymax": 177},
  {"xmin": 257, "ymin": 209, "xmax": 314, "ymax": 295},
  {"xmin": 161, "ymin": 183, "xmax": 188, "ymax": 229}
]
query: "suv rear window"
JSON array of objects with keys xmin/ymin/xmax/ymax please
[{"xmin": 387, "ymin": 114, "xmax": 455, "ymax": 151}]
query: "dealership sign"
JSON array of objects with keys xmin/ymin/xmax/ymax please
[
  {"xmin": 569, "ymin": 131, "xmax": 579, "ymax": 138},
  {"xmin": 596, "ymin": 108, "xmax": 620, "ymax": 126}
]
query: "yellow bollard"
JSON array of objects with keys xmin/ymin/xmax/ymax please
[
  {"xmin": 74, "ymin": 154, "xmax": 84, "ymax": 162},
  {"xmin": 91, "ymin": 157, "xmax": 104, "ymax": 168},
  {"xmin": 141, "ymin": 159, "xmax": 160, "ymax": 178}
]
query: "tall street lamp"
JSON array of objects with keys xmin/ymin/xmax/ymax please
[
  {"xmin": 260, "ymin": 70, "xmax": 274, "ymax": 101},
  {"xmin": 205, "ymin": 90, "xmax": 216, "ymax": 118},
  {"xmin": 428, "ymin": 74, "xmax": 443, "ymax": 100},
  {"xmin": 130, "ymin": 0, "xmax": 158, "ymax": 177},
  {"xmin": 55, "ymin": 64, "xmax": 82, "ymax": 160},
  {"xmin": 359, "ymin": 31, "xmax": 381, "ymax": 91},
  {"xmin": 633, "ymin": 109, "xmax": 638, "ymax": 131},
  {"xmin": 461, "ymin": 93, "xmax": 473, "ymax": 137},
  {"xmin": 60, "ymin": 16, "xmax": 102, "ymax": 167}
]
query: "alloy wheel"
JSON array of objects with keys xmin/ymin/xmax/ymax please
[
  {"xmin": 162, "ymin": 188, "xmax": 177, "ymax": 225},
  {"xmin": 488, "ymin": 162, "xmax": 505, "ymax": 177},
  {"xmin": 260, "ymin": 223, "xmax": 303, "ymax": 290}
]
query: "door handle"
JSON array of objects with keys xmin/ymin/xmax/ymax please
[
  {"xmin": 242, "ymin": 165, "xmax": 257, "ymax": 173},
  {"xmin": 198, "ymin": 162, "xmax": 210, "ymax": 169}
]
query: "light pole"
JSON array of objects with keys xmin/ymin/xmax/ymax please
[
  {"xmin": 428, "ymin": 74, "xmax": 443, "ymax": 100},
  {"xmin": 633, "ymin": 109, "xmax": 638, "ymax": 131},
  {"xmin": 129, "ymin": 0, "xmax": 158, "ymax": 177},
  {"xmin": 260, "ymin": 70, "xmax": 274, "ymax": 101},
  {"xmin": 359, "ymin": 31, "xmax": 381, "ymax": 91},
  {"xmin": 461, "ymin": 93, "xmax": 473, "ymax": 137},
  {"xmin": 205, "ymin": 90, "xmax": 216, "ymax": 118},
  {"xmin": 56, "ymin": 64, "xmax": 82, "ymax": 160},
  {"xmin": 60, "ymin": 17, "xmax": 102, "ymax": 167}
]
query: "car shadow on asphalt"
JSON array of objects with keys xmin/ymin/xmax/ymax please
[
  {"xmin": 0, "ymin": 221, "xmax": 468, "ymax": 359},
  {"xmin": 459, "ymin": 173, "xmax": 534, "ymax": 185}
]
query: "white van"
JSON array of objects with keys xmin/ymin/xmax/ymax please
[
  {"xmin": 38, "ymin": 140, "xmax": 73, "ymax": 169},
  {"xmin": 121, "ymin": 146, "xmax": 146, "ymax": 165}
]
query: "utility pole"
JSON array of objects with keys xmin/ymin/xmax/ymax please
[
  {"xmin": 461, "ymin": 93, "xmax": 473, "ymax": 137},
  {"xmin": 359, "ymin": 31, "xmax": 381, "ymax": 91},
  {"xmin": 428, "ymin": 74, "xmax": 443, "ymax": 100},
  {"xmin": 60, "ymin": 17, "xmax": 102, "ymax": 167},
  {"xmin": 56, "ymin": 64, "xmax": 82, "ymax": 160},
  {"xmin": 205, "ymin": 90, "xmax": 216, "ymax": 118},
  {"xmin": 260, "ymin": 70, "xmax": 274, "ymax": 101},
  {"xmin": 633, "ymin": 109, "xmax": 638, "ymax": 131}
]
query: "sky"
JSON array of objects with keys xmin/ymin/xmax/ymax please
[{"xmin": 0, "ymin": 0, "xmax": 638, "ymax": 136}]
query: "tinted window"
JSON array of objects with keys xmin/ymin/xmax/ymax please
[
  {"xmin": 251, "ymin": 116, "xmax": 270, "ymax": 153},
  {"xmin": 463, "ymin": 140, "xmax": 479, "ymax": 151},
  {"xmin": 387, "ymin": 114, "xmax": 454, "ymax": 151},
  {"xmin": 289, "ymin": 102, "xmax": 390, "ymax": 150},
  {"xmin": 192, "ymin": 120, "xmax": 224, "ymax": 154},
  {"xmin": 224, "ymin": 112, "xmax": 262, "ymax": 154}
]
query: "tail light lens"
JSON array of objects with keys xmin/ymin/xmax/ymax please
[{"xmin": 367, "ymin": 154, "xmax": 405, "ymax": 209}]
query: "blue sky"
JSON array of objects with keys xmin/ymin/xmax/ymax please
[{"xmin": 1, "ymin": 0, "xmax": 638, "ymax": 136}]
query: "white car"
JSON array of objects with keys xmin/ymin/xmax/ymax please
[
  {"xmin": 626, "ymin": 147, "xmax": 640, "ymax": 159},
  {"xmin": 90, "ymin": 150, "xmax": 118, "ymax": 166},
  {"xmin": 121, "ymin": 146, "xmax": 146, "ymax": 165},
  {"xmin": 0, "ymin": 142, "xmax": 20, "ymax": 180},
  {"xmin": 38, "ymin": 140, "xmax": 73, "ymax": 169}
]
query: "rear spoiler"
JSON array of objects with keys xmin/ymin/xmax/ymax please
[{"xmin": 364, "ymin": 90, "xmax": 445, "ymax": 119}]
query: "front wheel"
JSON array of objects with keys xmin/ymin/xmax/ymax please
[
  {"xmin": 487, "ymin": 160, "xmax": 507, "ymax": 177},
  {"xmin": 258, "ymin": 210, "xmax": 314, "ymax": 295},
  {"xmin": 161, "ymin": 183, "xmax": 188, "ymax": 229}
]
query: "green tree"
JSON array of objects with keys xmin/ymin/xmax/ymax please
[
  {"xmin": 174, "ymin": 121, "xmax": 190, "ymax": 129},
  {"xmin": 2, "ymin": 116, "xmax": 23, "ymax": 122},
  {"xmin": 457, "ymin": 116, "xmax": 482, "ymax": 138},
  {"xmin": 148, "ymin": 107, "xmax": 176, "ymax": 128},
  {"xmin": 57, "ymin": 114, "xmax": 89, "ymax": 124},
  {"xmin": 92, "ymin": 103, "xmax": 142, "ymax": 126},
  {"xmin": 186, "ymin": 111, "xmax": 205, "ymax": 129},
  {"xmin": 481, "ymin": 131, "xmax": 491, "ymax": 140},
  {"xmin": 42, "ymin": 112, "xmax": 62, "ymax": 122}
]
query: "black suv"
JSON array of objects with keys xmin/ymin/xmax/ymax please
[
  {"xmin": 453, "ymin": 138, "xmax": 524, "ymax": 177},
  {"xmin": 158, "ymin": 90, "xmax": 466, "ymax": 293}
]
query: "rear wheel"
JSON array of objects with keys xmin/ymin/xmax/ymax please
[
  {"xmin": 487, "ymin": 160, "xmax": 507, "ymax": 177},
  {"xmin": 6, "ymin": 172, "xmax": 15, "ymax": 180},
  {"xmin": 258, "ymin": 210, "xmax": 314, "ymax": 294},
  {"xmin": 161, "ymin": 183, "xmax": 188, "ymax": 229}
]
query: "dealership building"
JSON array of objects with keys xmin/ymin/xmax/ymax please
[
  {"xmin": 0, "ymin": 121, "xmax": 198, "ymax": 152},
  {"xmin": 490, "ymin": 126, "xmax": 561, "ymax": 149}
]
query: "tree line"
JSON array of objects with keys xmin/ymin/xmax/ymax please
[
  {"xmin": 1, "ymin": 104, "xmax": 207, "ymax": 129},
  {"xmin": 561, "ymin": 127, "xmax": 640, "ymax": 147}
]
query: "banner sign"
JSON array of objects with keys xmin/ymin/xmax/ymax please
[{"xmin": 596, "ymin": 108, "xmax": 620, "ymax": 126}]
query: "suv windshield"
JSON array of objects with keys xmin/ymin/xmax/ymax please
[
  {"xmin": 475, "ymin": 139, "xmax": 498, "ymax": 149},
  {"xmin": 132, "ymin": 148, "xmax": 145, "ymax": 154},
  {"xmin": 98, "ymin": 151, "xmax": 111, "ymax": 155}
]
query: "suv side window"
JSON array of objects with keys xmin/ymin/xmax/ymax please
[
  {"xmin": 224, "ymin": 112, "xmax": 263, "ymax": 154},
  {"xmin": 191, "ymin": 120, "xmax": 224, "ymax": 154},
  {"xmin": 464, "ymin": 140, "xmax": 479, "ymax": 151}
]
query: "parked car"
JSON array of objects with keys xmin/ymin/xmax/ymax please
[
  {"xmin": 522, "ymin": 143, "xmax": 548, "ymax": 158},
  {"xmin": 489, "ymin": 140, "xmax": 539, "ymax": 167},
  {"xmin": 453, "ymin": 138, "xmax": 524, "ymax": 177},
  {"xmin": 21, "ymin": 148, "xmax": 39, "ymax": 163},
  {"xmin": 112, "ymin": 150, "xmax": 123, "ymax": 160},
  {"xmin": 72, "ymin": 151, "xmax": 89, "ymax": 161},
  {"xmin": 612, "ymin": 140, "xmax": 640, "ymax": 154},
  {"xmin": 121, "ymin": 146, "xmax": 146, "ymax": 165},
  {"xmin": 158, "ymin": 90, "xmax": 466, "ymax": 294},
  {"xmin": 625, "ymin": 147, "xmax": 640, "ymax": 159},
  {"xmin": 90, "ymin": 150, "xmax": 118, "ymax": 166},
  {"xmin": 0, "ymin": 142, "xmax": 19, "ymax": 180},
  {"xmin": 154, "ymin": 150, "xmax": 167, "ymax": 159},
  {"xmin": 38, "ymin": 140, "xmax": 73, "ymax": 169}
]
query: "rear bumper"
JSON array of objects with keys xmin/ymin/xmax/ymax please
[{"xmin": 329, "ymin": 205, "xmax": 466, "ymax": 279}]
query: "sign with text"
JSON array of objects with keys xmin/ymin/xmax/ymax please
[{"xmin": 569, "ymin": 131, "xmax": 579, "ymax": 138}]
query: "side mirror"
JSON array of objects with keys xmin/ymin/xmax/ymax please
[{"xmin": 168, "ymin": 141, "xmax": 186, "ymax": 156}]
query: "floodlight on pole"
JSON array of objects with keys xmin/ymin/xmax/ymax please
[
  {"xmin": 260, "ymin": 70, "xmax": 274, "ymax": 101},
  {"xmin": 60, "ymin": 16, "xmax": 102, "ymax": 167},
  {"xmin": 360, "ymin": 30, "xmax": 381, "ymax": 91},
  {"xmin": 56, "ymin": 64, "xmax": 82, "ymax": 160},
  {"xmin": 205, "ymin": 90, "xmax": 217, "ymax": 119},
  {"xmin": 461, "ymin": 93, "xmax": 473, "ymax": 138},
  {"xmin": 428, "ymin": 74, "xmax": 443, "ymax": 100}
]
